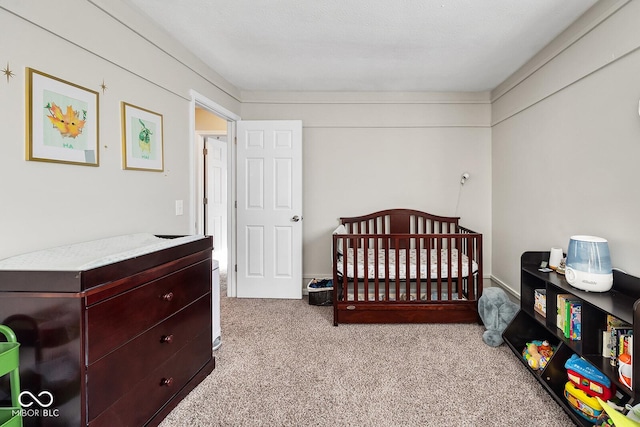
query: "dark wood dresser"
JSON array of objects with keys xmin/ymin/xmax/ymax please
[{"xmin": 0, "ymin": 235, "xmax": 214, "ymax": 427}]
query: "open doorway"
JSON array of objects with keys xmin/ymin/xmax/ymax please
[
  {"xmin": 195, "ymin": 108, "xmax": 228, "ymax": 267},
  {"xmin": 190, "ymin": 91, "xmax": 240, "ymax": 297}
]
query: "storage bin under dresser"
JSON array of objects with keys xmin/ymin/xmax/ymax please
[{"xmin": 0, "ymin": 234, "xmax": 214, "ymax": 427}]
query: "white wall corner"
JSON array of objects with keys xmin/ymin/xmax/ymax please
[
  {"xmin": 489, "ymin": 275, "xmax": 521, "ymax": 301},
  {"xmin": 490, "ymin": 0, "xmax": 630, "ymax": 103}
]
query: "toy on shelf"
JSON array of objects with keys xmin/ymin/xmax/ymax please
[
  {"xmin": 597, "ymin": 398, "xmax": 640, "ymax": 427},
  {"xmin": 522, "ymin": 340, "xmax": 554, "ymax": 370},
  {"xmin": 556, "ymin": 258, "xmax": 566, "ymax": 275},
  {"xmin": 565, "ymin": 381, "xmax": 604, "ymax": 423},
  {"xmin": 619, "ymin": 353, "xmax": 633, "ymax": 390},
  {"xmin": 565, "ymin": 354, "xmax": 614, "ymax": 401},
  {"xmin": 534, "ymin": 288, "xmax": 547, "ymax": 317}
]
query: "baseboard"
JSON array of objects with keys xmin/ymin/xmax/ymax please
[{"xmin": 489, "ymin": 275, "xmax": 521, "ymax": 300}]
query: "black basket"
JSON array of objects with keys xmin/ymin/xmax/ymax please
[{"xmin": 307, "ymin": 280, "xmax": 333, "ymax": 306}]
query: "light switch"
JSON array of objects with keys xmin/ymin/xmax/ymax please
[{"xmin": 175, "ymin": 200, "xmax": 184, "ymax": 216}]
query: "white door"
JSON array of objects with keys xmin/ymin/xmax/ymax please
[
  {"xmin": 206, "ymin": 136, "xmax": 228, "ymax": 268},
  {"xmin": 236, "ymin": 120, "xmax": 303, "ymax": 299}
]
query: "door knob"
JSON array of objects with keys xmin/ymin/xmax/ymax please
[{"xmin": 291, "ymin": 215, "xmax": 300, "ymax": 222}]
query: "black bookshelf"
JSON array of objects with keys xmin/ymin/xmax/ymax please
[{"xmin": 503, "ymin": 251, "xmax": 640, "ymax": 426}]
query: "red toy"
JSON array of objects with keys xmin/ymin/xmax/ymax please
[{"xmin": 565, "ymin": 354, "xmax": 614, "ymax": 401}]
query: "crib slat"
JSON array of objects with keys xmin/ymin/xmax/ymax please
[
  {"xmin": 384, "ymin": 236, "xmax": 390, "ymax": 302},
  {"xmin": 436, "ymin": 237, "xmax": 442, "ymax": 299},
  {"xmin": 405, "ymin": 237, "xmax": 410, "ymax": 301},
  {"xmin": 337, "ymin": 235, "xmax": 348, "ymax": 303},
  {"xmin": 447, "ymin": 236, "xmax": 453, "ymax": 300},
  {"xmin": 363, "ymin": 235, "xmax": 369, "ymax": 302},
  {"xmin": 416, "ymin": 237, "xmax": 422, "ymax": 301},
  {"xmin": 352, "ymin": 236, "xmax": 358, "ymax": 302},
  {"xmin": 395, "ymin": 238, "xmax": 400, "ymax": 301},
  {"xmin": 477, "ymin": 233, "xmax": 483, "ymax": 300},
  {"xmin": 466, "ymin": 234, "xmax": 474, "ymax": 300},
  {"xmin": 427, "ymin": 237, "xmax": 433, "ymax": 300},
  {"xmin": 456, "ymin": 236, "xmax": 463, "ymax": 300},
  {"xmin": 374, "ymin": 236, "xmax": 380, "ymax": 302}
]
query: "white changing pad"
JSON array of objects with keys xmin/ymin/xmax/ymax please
[{"xmin": 0, "ymin": 233, "xmax": 205, "ymax": 271}]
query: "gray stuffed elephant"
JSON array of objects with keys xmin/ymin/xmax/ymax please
[{"xmin": 478, "ymin": 287, "xmax": 519, "ymax": 347}]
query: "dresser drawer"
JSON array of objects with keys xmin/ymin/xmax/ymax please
[
  {"xmin": 87, "ymin": 295, "xmax": 211, "ymax": 421},
  {"xmin": 88, "ymin": 330, "xmax": 212, "ymax": 427},
  {"xmin": 86, "ymin": 259, "xmax": 210, "ymax": 364}
]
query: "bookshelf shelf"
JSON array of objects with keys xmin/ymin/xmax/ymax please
[{"xmin": 503, "ymin": 251, "xmax": 640, "ymax": 426}]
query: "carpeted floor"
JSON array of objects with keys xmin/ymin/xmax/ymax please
[{"xmin": 159, "ymin": 274, "xmax": 573, "ymax": 426}]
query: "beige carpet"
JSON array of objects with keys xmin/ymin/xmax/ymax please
[{"xmin": 159, "ymin": 278, "xmax": 572, "ymax": 426}]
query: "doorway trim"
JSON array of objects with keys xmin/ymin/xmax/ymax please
[{"xmin": 189, "ymin": 90, "xmax": 241, "ymax": 296}]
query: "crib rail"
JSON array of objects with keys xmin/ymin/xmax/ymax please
[
  {"xmin": 332, "ymin": 232, "xmax": 483, "ymax": 305},
  {"xmin": 340, "ymin": 209, "xmax": 460, "ymax": 249}
]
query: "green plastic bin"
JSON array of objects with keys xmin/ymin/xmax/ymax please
[{"xmin": 0, "ymin": 325, "xmax": 21, "ymax": 427}]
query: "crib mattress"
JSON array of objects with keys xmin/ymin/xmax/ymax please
[{"xmin": 337, "ymin": 248, "xmax": 478, "ymax": 280}]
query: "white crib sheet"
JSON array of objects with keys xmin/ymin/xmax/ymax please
[{"xmin": 337, "ymin": 247, "xmax": 478, "ymax": 280}]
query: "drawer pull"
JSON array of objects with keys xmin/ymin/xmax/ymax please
[
  {"xmin": 161, "ymin": 292, "xmax": 174, "ymax": 302},
  {"xmin": 160, "ymin": 334, "xmax": 174, "ymax": 344},
  {"xmin": 160, "ymin": 377, "xmax": 174, "ymax": 387}
]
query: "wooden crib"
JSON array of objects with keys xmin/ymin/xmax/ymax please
[{"xmin": 332, "ymin": 209, "xmax": 483, "ymax": 325}]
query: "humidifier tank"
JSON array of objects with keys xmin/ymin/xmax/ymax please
[{"xmin": 565, "ymin": 235, "xmax": 613, "ymax": 292}]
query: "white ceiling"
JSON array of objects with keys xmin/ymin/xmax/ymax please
[{"xmin": 123, "ymin": 0, "xmax": 598, "ymax": 92}]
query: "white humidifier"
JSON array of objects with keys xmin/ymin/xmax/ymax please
[{"xmin": 565, "ymin": 235, "xmax": 613, "ymax": 292}]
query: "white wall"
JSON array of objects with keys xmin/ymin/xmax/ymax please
[
  {"xmin": 0, "ymin": 2, "xmax": 492, "ymax": 289},
  {"xmin": 491, "ymin": 0, "xmax": 640, "ymax": 294},
  {"xmin": 0, "ymin": 0, "xmax": 240, "ymax": 259},
  {"xmin": 241, "ymin": 92, "xmax": 492, "ymax": 281},
  {"xmin": 15, "ymin": 0, "xmax": 624, "ymax": 297}
]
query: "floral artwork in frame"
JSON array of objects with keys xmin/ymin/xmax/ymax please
[
  {"xmin": 26, "ymin": 68, "xmax": 99, "ymax": 166},
  {"xmin": 121, "ymin": 102, "xmax": 164, "ymax": 172}
]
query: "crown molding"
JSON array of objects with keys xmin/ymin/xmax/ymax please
[{"xmin": 240, "ymin": 90, "xmax": 491, "ymax": 105}]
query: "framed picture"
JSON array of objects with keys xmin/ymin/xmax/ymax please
[
  {"xmin": 26, "ymin": 68, "xmax": 99, "ymax": 166},
  {"xmin": 121, "ymin": 102, "xmax": 164, "ymax": 172}
]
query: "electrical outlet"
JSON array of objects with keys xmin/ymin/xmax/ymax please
[{"xmin": 175, "ymin": 200, "xmax": 184, "ymax": 216}]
